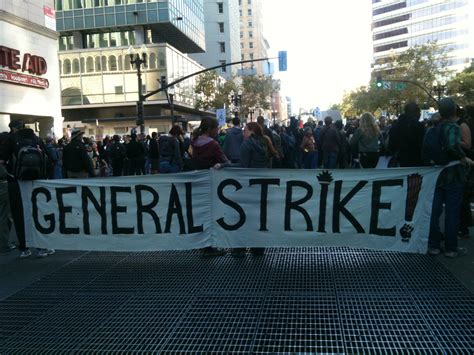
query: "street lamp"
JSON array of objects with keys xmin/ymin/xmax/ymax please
[
  {"xmin": 168, "ymin": 86, "xmax": 175, "ymax": 123},
  {"xmin": 128, "ymin": 44, "xmax": 148, "ymax": 134},
  {"xmin": 248, "ymin": 107, "xmax": 255, "ymax": 122},
  {"xmin": 272, "ymin": 110, "xmax": 278, "ymax": 125},
  {"xmin": 433, "ymin": 80, "xmax": 446, "ymax": 102},
  {"xmin": 229, "ymin": 89, "xmax": 242, "ymax": 121}
]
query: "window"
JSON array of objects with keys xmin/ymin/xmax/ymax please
[
  {"xmin": 249, "ymin": 42, "xmax": 253, "ymax": 49},
  {"xmin": 219, "ymin": 60, "xmax": 227, "ymax": 73},
  {"xmin": 72, "ymin": 58, "xmax": 80, "ymax": 73},
  {"xmin": 63, "ymin": 59, "xmax": 72, "ymax": 74},
  {"xmin": 217, "ymin": 2, "xmax": 223, "ymax": 13},
  {"xmin": 248, "ymin": 21, "xmax": 253, "ymax": 27},
  {"xmin": 218, "ymin": 22, "xmax": 224, "ymax": 33},
  {"xmin": 247, "ymin": 9, "xmax": 252, "ymax": 16},
  {"xmin": 108, "ymin": 55, "xmax": 117, "ymax": 71},
  {"xmin": 115, "ymin": 86, "xmax": 124, "ymax": 94},
  {"xmin": 219, "ymin": 42, "xmax": 225, "ymax": 53}
]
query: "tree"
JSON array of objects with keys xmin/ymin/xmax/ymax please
[
  {"xmin": 241, "ymin": 75, "xmax": 280, "ymax": 112},
  {"xmin": 446, "ymin": 64, "xmax": 474, "ymax": 107},
  {"xmin": 194, "ymin": 71, "xmax": 237, "ymax": 111},
  {"xmin": 340, "ymin": 42, "xmax": 452, "ymax": 115}
]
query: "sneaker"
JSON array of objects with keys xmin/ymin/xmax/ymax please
[
  {"xmin": 37, "ymin": 249, "xmax": 55, "ymax": 258},
  {"xmin": 444, "ymin": 248, "xmax": 467, "ymax": 258},
  {"xmin": 200, "ymin": 247, "xmax": 226, "ymax": 258},
  {"xmin": 427, "ymin": 248, "xmax": 441, "ymax": 256},
  {"xmin": 19, "ymin": 249, "xmax": 32, "ymax": 259}
]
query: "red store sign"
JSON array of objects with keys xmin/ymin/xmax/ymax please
[{"xmin": 0, "ymin": 45, "xmax": 49, "ymax": 89}]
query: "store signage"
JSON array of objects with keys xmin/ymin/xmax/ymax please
[
  {"xmin": 0, "ymin": 45, "xmax": 49, "ymax": 89},
  {"xmin": 0, "ymin": 69, "xmax": 49, "ymax": 89}
]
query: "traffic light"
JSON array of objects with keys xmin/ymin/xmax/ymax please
[
  {"xmin": 278, "ymin": 51, "xmax": 287, "ymax": 72},
  {"xmin": 376, "ymin": 75, "xmax": 383, "ymax": 88}
]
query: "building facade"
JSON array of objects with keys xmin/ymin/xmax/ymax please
[
  {"xmin": 239, "ymin": 0, "xmax": 269, "ymax": 76},
  {"xmin": 189, "ymin": 0, "xmax": 241, "ymax": 80},
  {"xmin": 0, "ymin": 0, "xmax": 62, "ymax": 137},
  {"xmin": 56, "ymin": 0, "xmax": 214, "ymax": 136},
  {"xmin": 372, "ymin": 0, "xmax": 474, "ymax": 74}
]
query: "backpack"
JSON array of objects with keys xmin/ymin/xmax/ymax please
[
  {"xmin": 13, "ymin": 138, "xmax": 45, "ymax": 180},
  {"xmin": 422, "ymin": 123, "xmax": 451, "ymax": 166}
]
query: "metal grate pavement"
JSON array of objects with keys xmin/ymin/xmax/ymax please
[{"xmin": 0, "ymin": 247, "xmax": 472, "ymax": 354}]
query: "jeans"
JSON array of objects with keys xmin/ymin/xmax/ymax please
[
  {"xmin": 429, "ymin": 181, "xmax": 464, "ymax": 252},
  {"xmin": 323, "ymin": 151, "xmax": 338, "ymax": 169},
  {"xmin": 303, "ymin": 151, "xmax": 318, "ymax": 169},
  {"xmin": 159, "ymin": 161, "xmax": 181, "ymax": 173}
]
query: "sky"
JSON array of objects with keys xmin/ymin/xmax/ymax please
[{"xmin": 262, "ymin": 0, "xmax": 374, "ymax": 112}]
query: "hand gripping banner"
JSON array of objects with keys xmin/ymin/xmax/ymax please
[{"xmin": 20, "ymin": 168, "xmax": 443, "ymax": 254}]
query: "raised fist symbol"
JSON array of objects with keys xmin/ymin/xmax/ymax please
[{"xmin": 400, "ymin": 224, "xmax": 414, "ymax": 243}]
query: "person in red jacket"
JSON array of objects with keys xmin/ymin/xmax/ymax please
[{"xmin": 191, "ymin": 117, "xmax": 228, "ymax": 257}]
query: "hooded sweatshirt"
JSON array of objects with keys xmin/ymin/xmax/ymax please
[
  {"xmin": 223, "ymin": 126, "xmax": 243, "ymax": 162},
  {"xmin": 191, "ymin": 136, "xmax": 228, "ymax": 169},
  {"xmin": 240, "ymin": 135, "xmax": 271, "ymax": 168}
]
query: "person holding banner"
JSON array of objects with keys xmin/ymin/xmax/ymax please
[
  {"xmin": 192, "ymin": 117, "xmax": 228, "ymax": 257},
  {"xmin": 216, "ymin": 122, "xmax": 272, "ymax": 258},
  {"xmin": 350, "ymin": 112, "xmax": 385, "ymax": 169}
]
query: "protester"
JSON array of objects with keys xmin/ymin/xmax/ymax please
[
  {"xmin": 424, "ymin": 98, "xmax": 467, "ymax": 258},
  {"xmin": 300, "ymin": 126, "xmax": 318, "ymax": 169},
  {"xmin": 149, "ymin": 132, "xmax": 160, "ymax": 174},
  {"xmin": 191, "ymin": 117, "xmax": 228, "ymax": 257},
  {"xmin": 62, "ymin": 128, "xmax": 94, "ymax": 178},
  {"xmin": 350, "ymin": 112, "xmax": 384, "ymax": 169},
  {"xmin": 388, "ymin": 102, "xmax": 425, "ymax": 167},
  {"xmin": 320, "ymin": 116, "xmax": 341, "ymax": 169},
  {"xmin": 223, "ymin": 117, "xmax": 244, "ymax": 164},
  {"xmin": 0, "ymin": 120, "xmax": 54, "ymax": 258},
  {"xmin": 159, "ymin": 125, "xmax": 184, "ymax": 173}
]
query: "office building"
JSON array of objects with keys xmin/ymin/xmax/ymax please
[
  {"xmin": 0, "ymin": 0, "xmax": 62, "ymax": 136},
  {"xmin": 189, "ymin": 0, "xmax": 240, "ymax": 80},
  {"xmin": 55, "ymin": 0, "xmax": 213, "ymax": 136},
  {"xmin": 239, "ymin": 0, "xmax": 269, "ymax": 76},
  {"xmin": 372, "ymin": 0, "xmax": 474, "ymax": 74}
]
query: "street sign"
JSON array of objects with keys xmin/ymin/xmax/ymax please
[
  {"xmin": 216, "ymin": 108, "xmax": 226, "ymax": 127},
  {"xmin": 278, "ymin": 51, "xmax": 287, "ymax": 71}
]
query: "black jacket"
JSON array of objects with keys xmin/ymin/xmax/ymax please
[{"xmin": 62, "ymin": 138, "xmax": 94, "ymax": 176}]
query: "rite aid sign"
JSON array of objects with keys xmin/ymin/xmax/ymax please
[{"xmin": 0, "ymin": 45, "xmax": 49, "ymax": 89}]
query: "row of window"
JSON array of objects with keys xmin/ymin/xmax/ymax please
[
  {"xmin": 56, "ymin": 0, "xmax": 165, "ymax": 10},
  {"xmin": 373, "ymin": 14, "xmax": 464, "ymax": 41},
  {"xmin": 239, "ymin": 9, "xmax": 252, "ymax": 16},
  {"xmin": 60, "ymin": 53, "xmax": 166, "ymax": 74},
  {"xmin": 373, "ymin": 2, "xmax": 406, "ymax": 16},
  {"xmin": 374, "ymin": 28, "xmax": 468, "ymax": 53}
]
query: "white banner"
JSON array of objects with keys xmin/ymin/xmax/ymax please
[{"xmin": 20, "ymin": 168, "xmax": 443, "ymax": 253}]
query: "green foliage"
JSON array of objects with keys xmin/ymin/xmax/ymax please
[
  {"xmin": 241, "ymin": 76, "xmax": 280, "ymax": 111},
  {"xmin": 194, "ymin": 71, "xmax": 237, "ymax": 111},
  {"xmin": 446, "ymin": 64, "xmax": 474, "ymax": 107},
  {"xmin": 340, "ymin": 42, "xmax": 452, "ymax": 116}
]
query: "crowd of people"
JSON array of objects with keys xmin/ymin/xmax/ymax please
[{"xmin": 0, "ymin": 98, "xmax": 472, "ymax": 259}]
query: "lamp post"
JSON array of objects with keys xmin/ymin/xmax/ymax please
[
  {"xmin": 433, "ymin": 80, "xmax": 446, "ymax": 102},
  {"xmin": 248, "ymin": 107, "xmax": 255, "ymax": 122},
  {"xmin": 229, "ymin": 89, "xmax": 242, "ymax": 121},
  {"xmin": 168, "ymin": 86, "xmax": 175, "ymax": 123},
  {"xmin": 128, "ymin": 44, "xmax": 148, "ymax": 135},
  {"xmin": 272, "ymin": 110, "xmax": 278, "ymax": 125}
]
